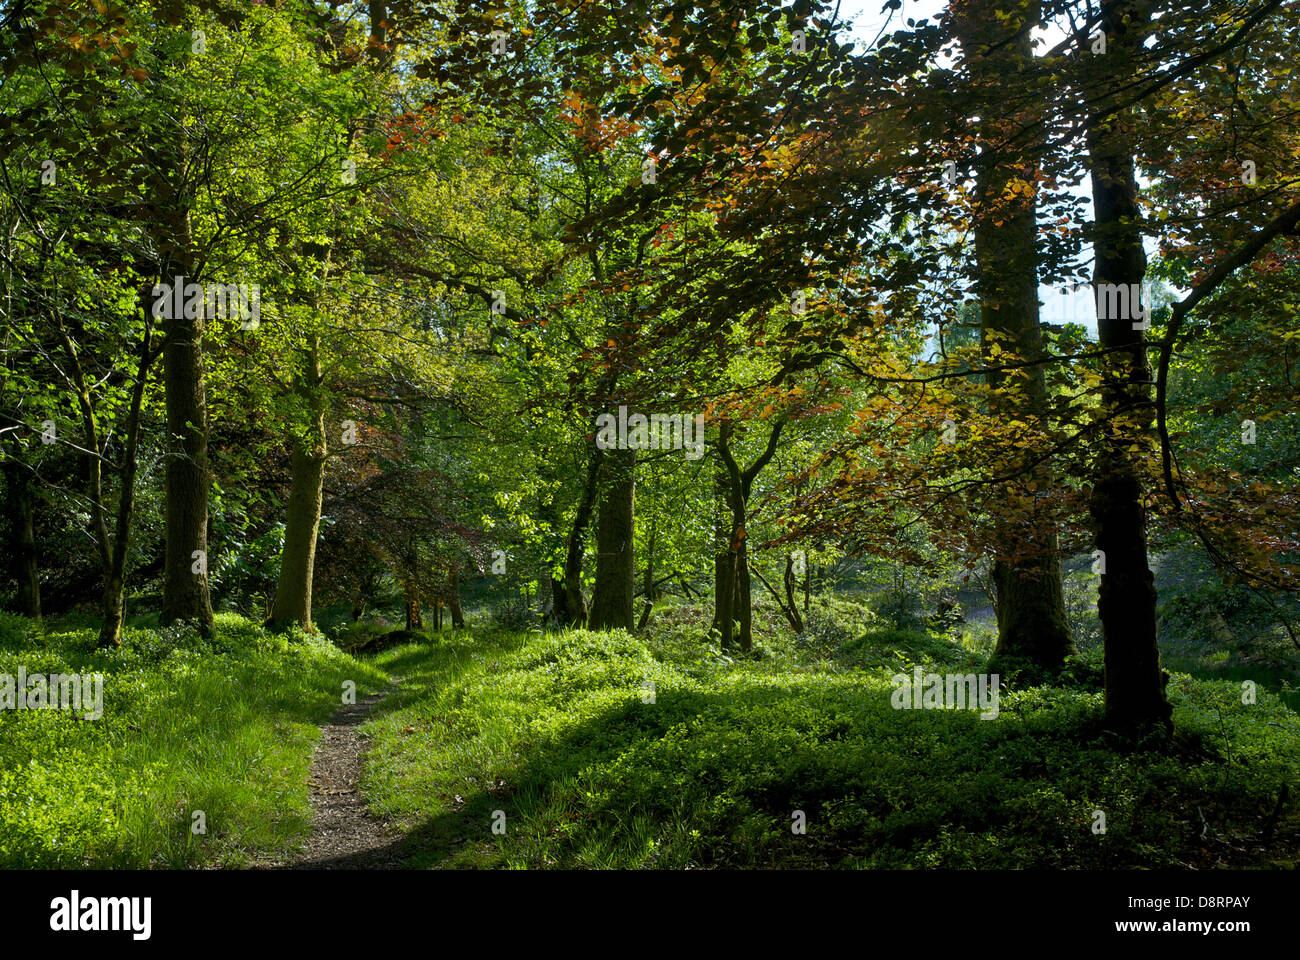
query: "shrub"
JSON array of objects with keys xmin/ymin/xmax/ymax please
[{"xmin": 872, "ymin": 577, "xmax": 927, "ymax": 632}]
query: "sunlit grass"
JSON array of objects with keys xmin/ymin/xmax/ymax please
[
  {"xmin": 362, "ymin": 623, "xmax": 1300, "ymax": 869},
  {"xmin": 0, "ymin": 611, "xmax": 388, "ymax": 867}
]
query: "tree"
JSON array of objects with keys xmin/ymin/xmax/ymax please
[{"xmin": 951, "ymin": 0, "xmax": 1076, "ymax": 672}]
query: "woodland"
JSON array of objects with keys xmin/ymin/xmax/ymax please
[{"xmin": 0, "ymin": 0, "xmax": 1297, "ymax": 870}]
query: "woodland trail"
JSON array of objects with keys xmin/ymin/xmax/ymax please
[{"xmin": 259, "ymin": 680, "xmax": 407, "ymax": 870}]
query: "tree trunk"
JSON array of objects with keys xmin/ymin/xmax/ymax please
[
  {"xmin": 710, "ymin": 468, "xmax": 730, "ymax": 636},
  {"xmin": 269, "ymin": 337, "xmax": 328, "ymax": 631},
  {"xmin": 159, "ymin": 217, "xmax": 214, "ymax": 634},
  {"xmin": 954, "ymin": 0, "xmax": 1075, "ymax": 672},
  {"xmin": 715, "ymin": 419, "xmax": 785, "ymax": 655},
  {"xmin": 98, "ymin": 315, "xmax": 153, "ymax": 648},
  {"xmin": 636, "ymin": 519, "xmax": 656, "ymax": 632},
  {"xmin": 732, "ymin": 509, "xmax": 753, "ymax": 654},
  {"xmin": 784, "ymin": 554, "xmax": 804, "ymax": 633},
  {"xmin": 405, "ymin": 596, "xmax": 423, "ymax": 630},
  {"xmin": 549, "ymin": 574, "xmax": 568, "ymax": 624},
  {"xmin": 558, "ymin": 448, "xmax": 602, "ymax": 626},
  {"xmin": 368, "ymin": 0, "xmax": 395, "ymax": 68},
  {"xmin": 716, "ymin": 549, "xmax": 736, "ymax": 650},
  {"xmin": 448, "ymin": 567, "xmax": 465, "ymax": 628},
  {"xmin": 753, "ymin": 561, "xmax": 802, "ymax": 633},
  {"xmin": 990, "ymin": 557, "xmax": 1072, "ymax": 662},
  {"xmin": 1085, "ymin": 0, "xmax": 1172, "ymax": 732},
  {"xmin": 718, "ymin": 465, "xmax": 751, "ymax": 652},
  {"xmin": 268, "ymin": 443, "xmax": 327, "ymax": 630},
  {"xmin": 2, "ymin": 458, "xmax": 40, "ymax": 618},
  {"xmin": 589, "ymin": 447, "xmax": 635, "ymax": 630}
]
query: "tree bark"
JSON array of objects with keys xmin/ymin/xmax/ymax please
[
  {"xmin": 158, "ymin": 207, "xmax": 214, "ymax": 634},
  {"xmin": 368, "ymin": 0, "xmax": 395, "ymax": 68},
  {"xmin": 549, "ymin": 573, "xmax": 568, "ymax": 625},
  {"xmin": 268, "ymin": 442, "xmax": 327, "ymax": 630},
  {"xmin": 717, "ymin": 445, "xmax": 749, "ymax": 652},
  {"xmin": 588, "ymin": 447, "xmax": 635, "ymax": 630},
  {"xmin": 716, "ymin": 548, "xmax": 737, "ymax": 650},
  {"xmin": 1085, "ymin": 0, "xmax": 1172, "ymax": 732}
]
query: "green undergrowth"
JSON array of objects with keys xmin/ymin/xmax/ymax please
[
  {"xmin": 362, "ymin": 624, "xmax": 1300, "ymax": 869},
  {"xmin": 0, "ymin": 611, "xmax": 388, "ymax": 867}
]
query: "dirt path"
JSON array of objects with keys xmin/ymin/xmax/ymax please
[{"xmin": 260, "ymin": 681, "xmax": 407, "ymax": 869}]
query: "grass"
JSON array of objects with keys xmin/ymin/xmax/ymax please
[
  {"xmin": 3, "ymin": 596, "xmax": 1296, "ymax": 870},
  {"xmin": 0, "ymin": 610, "xmax": 388, "ymax": 867},
  {"xmin": 360, "ymin": 611, "xmax": 1300, "ymax": 869}
]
